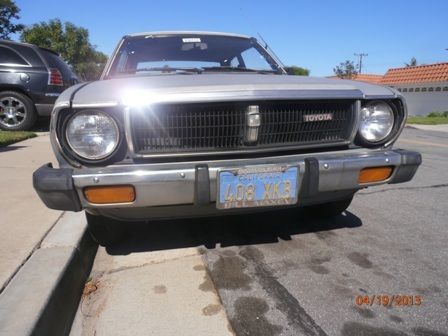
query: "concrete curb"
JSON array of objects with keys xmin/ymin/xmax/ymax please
[
  {"xmin": 0, "ymin": 212, "xmax": 97, "ymax": 336},
  {"xmin": 405, "ymin": 124, "xmax": 448, "ymax": 132},
  {"xmin": 405, "ymin": 124, "xmax": 418, "ymax": 130}
]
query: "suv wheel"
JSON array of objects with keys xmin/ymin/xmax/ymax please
[
  {"xmin": 0, "ymin": 91, "xmax": 37, "ymax": 131},
  {"xmin": 303, "ymin": 196, "xmax": 353, "ymax": 218},
  {"xmin": 85, "ymin": 212, "xmax": 126, "ymax": 246}
]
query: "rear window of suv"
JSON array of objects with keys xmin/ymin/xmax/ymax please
[{"xmin": 39, "ymin": 49, "xmax": 76, "ymax": 79}]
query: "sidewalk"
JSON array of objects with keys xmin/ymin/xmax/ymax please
[
  {"xmin": 0, "ymin": 134, "xmax": 61, "ymax": 291},
  {"xmin": 406, "ymin": 124, "xmax": 448, "ymax": 133},
  {"xmin": 70, "ymin": 246, "xmax": 233, "ymax": 336}
]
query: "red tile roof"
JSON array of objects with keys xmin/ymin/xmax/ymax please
[
  {"xmin": 327, "ymin": 74, "xmax": 384, "ymax": 84},
  {"xmin": 353, "ymin": 74, "xmax": 384, "ymax": 84},
  {"xmin": 381, "ymin": 63, "xmax": 448, "ymax": 85}
]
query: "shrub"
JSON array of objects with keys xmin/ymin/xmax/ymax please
[{"xmin": 427, "ymin": 112, "xmax": 442, "ymax": 117}]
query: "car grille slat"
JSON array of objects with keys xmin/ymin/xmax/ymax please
[{"xmin": 130, "ymin": 100, "xmax": 355, "ymax": 155}]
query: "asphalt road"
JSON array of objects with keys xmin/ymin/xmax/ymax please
[{"xmin": 72, "ymin": 127, "xmax": 448, "ymax": 336}]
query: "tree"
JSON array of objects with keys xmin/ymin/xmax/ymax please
[
  {"xmin": 333, "ymin": 60, "xmax": 358, "ymax": 79},
  {"xmin": 20, "ymin": 19, "xmax": 107, "ymax": 81},
  {"xmin": 75, "ymin": 50, "xmax": 108, "ymax": 81},
  {"xmin": 405, "ymin": 57, "xmax": 418, "ymax": 67},
  {"xmin": 284, "ymin": 66, "xmax": 310, "ymax": 76},
  {"xmin": 0, "ymin": 0, "xmax": 24, "ymax": 39}
]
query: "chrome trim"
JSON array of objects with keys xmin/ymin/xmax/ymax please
[
  {"xmin": 127, "ymin": 31, "xmax": 251, "ymax": 39},
  {"xmin": 72, "ymin": 148, "xmax": 406, "ymax": 209},
  {"xmin": 50, "ymin": 104, "xmax": 82, "ymax": 168},
  {"xmin": 130, "ymin": 140, "xmax": 352, "ymax": 159},
  {"xmin": 53, "ymin": 101, "xmax": 70, "ymax": 111},
  {"xmin": 383, "ymin": 96, "xmax": 408, "ymax": 148},
  {"xmin": 124, "ymin": 107, "xmax": 135, "ymax": 155},
  {"xmin": 252, "ymin": 39, "xmax": 286, "ymax": 74},
  {"xmin": 72, "ymin": 90, "xmax": 364, "ymax": 107},
  {"xmin": 245, "ymin": 105, "xmax": 260, "ymax": 143},
  {"xmin": 348, "ymin": 100, "xmax": 361, "ymax": 143},
  {"xmin": 0, "ymin": 63, "xmax": 32, "ymax": 67},
  {"xmin": 72, "ymin": 147, "xmax": 388, "ymax": 172},
  {"xmin": 122, "ymin": 89, "xmax": 364, "ymax": 104},
  {"xmin": 72, "ymin": 102, "xmax": 120, "ymax": 108},
  {"xmin": 101, "ymin": 38, "xmax": 125, "ymax": 80},
  {"xmin": 45, "ymin": 93, "xmax": 61, "ymax": 97},
  {"xmin": 364, "ymin": 93, "xmax": 398, "ymax": 99}
]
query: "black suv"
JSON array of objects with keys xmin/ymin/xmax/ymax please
[{"xmin": 0, "ymin": 40, "xmax": 78, "ymax": 131}]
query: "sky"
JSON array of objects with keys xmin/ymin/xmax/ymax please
[{"xmin": 13, "ymin": 0, "xmax": 448, "ymax": 77}]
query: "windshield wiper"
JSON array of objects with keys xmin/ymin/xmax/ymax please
[
  {"xmin": 130, "ymin": 67, "xmax": 203, "ymax": 74},
  {"xmin": 119, "ymin": 66, "xmax": 280, "ymax": 76},
  {"xmin": 200, "ymin": 66, "xmax": 279, "ymax": 74}
]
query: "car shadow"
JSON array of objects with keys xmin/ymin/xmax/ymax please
[
  {"xmin": 0, "ymin": 145, "xmax": 27, "ymax": 153},
  {"xmin": 106, "ymin": 208, "xmax": 362, "ymax": 255},
  {"xmin": 32, "ymin": 118, "xmax": 50, "ymax": 132}
]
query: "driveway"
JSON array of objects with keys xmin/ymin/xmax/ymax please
[{"xmin": 71, "ymin": 127, "xmax": 448, "ymax": 336}]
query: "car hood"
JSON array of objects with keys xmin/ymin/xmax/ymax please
[{"xmin": 60, "ymin": 74, "xmax": 399, "ymax": 107}]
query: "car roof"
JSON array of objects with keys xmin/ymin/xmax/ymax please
[
  {"xmin": 0, "ymin": 39, "xmax": 36, "ymax": 48},
  {"xmin": 0, "ymin": 39, "xmax": 60, "ymax": 56},
  {"xmin": 125, "ymin": 31, "xmax": 251, "ymax": 39}
]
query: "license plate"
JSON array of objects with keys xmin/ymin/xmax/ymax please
[{"xmin": 217, "ymin": 166, "xmax": 298, "ymax": 209}]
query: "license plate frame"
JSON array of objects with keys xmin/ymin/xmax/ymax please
[{"xmin": 216, "ymin": 165, "xmax": 299, "ymax": 209}]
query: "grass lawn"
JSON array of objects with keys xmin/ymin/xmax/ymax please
[
  {"xmin": 407, "ymin": 116, "xmax": 448, "ymax": 125},
  {"xmin": 0, "ymin": 131, "xmax": 37, "ymax": 147}
]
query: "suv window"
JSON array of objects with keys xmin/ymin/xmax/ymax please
[{"xmin": 0, "ymin": 46, "xmax": 29, "ymax": 66}]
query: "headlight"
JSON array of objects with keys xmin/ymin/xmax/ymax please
[
  {"xmin": 359, "ymin": 101, "xmax": 394, "ymax": 142},
  {"xmin": 66, "ymin": 110, "xmax": 119, "ymax": 160}
]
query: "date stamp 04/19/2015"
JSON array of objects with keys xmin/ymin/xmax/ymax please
[{"xmin": 355, "ymin": 295, "xmax": 422, "ymax": 307}]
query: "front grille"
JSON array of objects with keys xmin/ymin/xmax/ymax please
[{"xmin": 130, "ymin": 100, "xmax": 356, "ymax": 155}]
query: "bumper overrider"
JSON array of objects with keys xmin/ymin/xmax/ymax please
[{"xmin": 33, "ymin": 148, "xmax": 421, "ymax": 220}]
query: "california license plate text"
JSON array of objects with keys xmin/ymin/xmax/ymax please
[{"xmin": 217, "ymin": 166, "xmax": 298, "ymax": 209}]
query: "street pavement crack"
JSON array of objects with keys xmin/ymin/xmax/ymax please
[
  {"xmin": 358, "ymin": 183, "xmax": 448, "ymax": 195},
  {"xmin": 239, "ymin": 246, "xmax": 329, "ymax": 336}
]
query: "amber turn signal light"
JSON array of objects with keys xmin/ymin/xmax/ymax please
[
  {"xmin": 358, "ymin": 166, "xmax": 393, "ymax": 184},
  {"xmin": 84, "ymin": 185, "xmax": 136, "ymax": 204}
]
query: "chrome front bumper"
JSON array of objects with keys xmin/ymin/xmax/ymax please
[{"xmin": 33, "ymin": 148, "xmax": 421, "ymax": 219}]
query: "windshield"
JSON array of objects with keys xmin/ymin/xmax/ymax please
[{"xmin": 107, "ymin": 34, "xmax": 282, "ymax": 77}]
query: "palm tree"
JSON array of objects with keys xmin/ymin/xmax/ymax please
[{"xmin": 405, "ymin": 57, "xmax": 418, "ymax": 67}]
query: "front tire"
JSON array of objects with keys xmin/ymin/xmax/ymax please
[
  {"xmin": 303, "ymin": 196, "xmax": 353, "ymax": 218},
  {"xmin": 0, "ymin": 91, "xmax": 37, "ymax": 131},
  {"xmin": 85, "ymin": 212, "xmax": 126, "ymax": 246}
]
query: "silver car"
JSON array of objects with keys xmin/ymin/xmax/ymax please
[{"xmin": 33, "ymin": 31, "xmax": 421, "ymax": 245}]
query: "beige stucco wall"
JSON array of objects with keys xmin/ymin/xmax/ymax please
[{"xmin": 391, "ymin": 82, "xmax": 448, "ymax": 116}]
